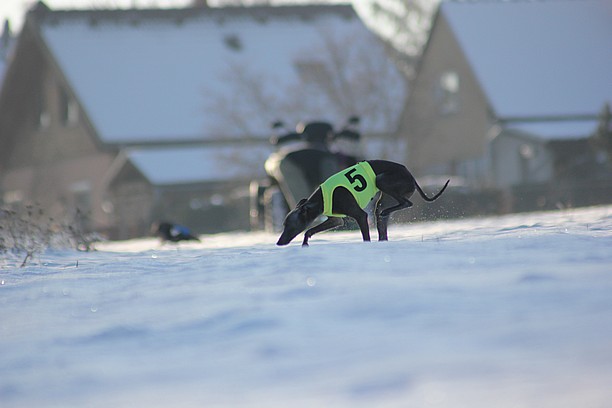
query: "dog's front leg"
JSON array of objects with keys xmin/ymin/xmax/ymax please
[
  {"xmin": 302, "ymin": 217, "xmax": 344, "ymax": 247},
  {"xmin": 351, "ymin": 210, "xmax": 371, "ymax": 242}
]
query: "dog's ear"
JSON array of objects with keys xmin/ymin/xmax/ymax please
[{"xmin": 300, "ymin": 200, "xmax": 318, "ymax": 218}]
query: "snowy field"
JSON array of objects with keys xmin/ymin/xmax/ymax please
[{"xmin": 2, "ymin": 205, "xmax": 612, "ymax": 408}]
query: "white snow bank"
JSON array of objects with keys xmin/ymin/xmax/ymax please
[{"xmin": 1, "ymin": 206, "xmax": 612, "ymax": 407}]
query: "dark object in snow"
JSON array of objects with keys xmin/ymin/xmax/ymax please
[
  {"xmin": 277, "ymin": 160, "xmax": 449, "ymax": 247},
  {"xmin": 152, "ymin": 221, "xmax": 200, "ymax": 243}
]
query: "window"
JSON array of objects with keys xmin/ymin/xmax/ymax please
[
  {"xmin": 35, "ymin": 89, "xmax": 50, "ymax": 129},
  {"xmin": 436, "ymin": 71, "xmax": 460, "ymax": 115},
  {"xmin": 3, "ymin": 190, "xmax": 24, "ymax": 204},
  {"xmin": 69, "ymin": 181, "xmax": 92, "ymax": 231},
  {"xmin": 60, "ymin": 87, "xmax": 79, "ymax": 126}
]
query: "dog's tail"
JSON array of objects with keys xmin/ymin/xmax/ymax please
[{"xmin": 415, "ymin": 179, "xmax": 450, "ymax": 202}]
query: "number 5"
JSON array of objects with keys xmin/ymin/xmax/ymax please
[{"xmin": 344, "ymin": 168, "xmax": 367, "ymax": 192}]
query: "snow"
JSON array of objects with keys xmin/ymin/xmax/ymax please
[
  {"xmin": 442, "ymin": 0, "xmax": 612, "ymax": 118},
  {"xmin": 120, "ymin": 144, "xmax": 271, "ymax": 185},
  {"xmin": 2, "ymin": 205, "xmax": 612, "ymax": 407},
  {"xmin": 504, "ymin": 120, "xmax": 598, "ymax": 142}
]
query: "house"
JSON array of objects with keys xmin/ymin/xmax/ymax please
[
  {"xmin": 400, "ymin": 0, "xmax": 612, "ymax": 199},
  {"xmin": 0, "ymin": 2, "xmax": 406, "ymax": 239},
  {"xmin": 104, "ymin": 144, "xmax": 271, "ymax": 237}
]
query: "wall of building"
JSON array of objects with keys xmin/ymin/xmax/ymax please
[
  {"xmin": 490, "ymin": 131, "xmax": 554, "ymax": 188},
  {"xmin": 399, "ymin": 12, "xmax": 493, "ymax": 181},
  {"xmin": 0, "ymin": 30, "xmax": 115, "ymax": 232}
]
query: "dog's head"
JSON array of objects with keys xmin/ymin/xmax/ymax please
[{"xmin": 276, "ymin": 198, "xmax": 316, "ymax": 246}]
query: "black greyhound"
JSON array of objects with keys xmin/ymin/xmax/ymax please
[{"xmin": 276, "ymin": 160, "xmax": 449, "ymax": 246}]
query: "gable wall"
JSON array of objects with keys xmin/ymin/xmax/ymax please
[
  {"xmin": 490, "ymin": 132, "xmax": 553, "ymax": 187},
  {"xmin": 6, "ymin": 44, "xmax": 103, "ymax": 167},
  {"xmin": 399, "ymin": 12, "xmax": 492, "ymax": 179},
  {"xmin": 0, "ymin": 24, "xmax": 115, "ymax": 231}
]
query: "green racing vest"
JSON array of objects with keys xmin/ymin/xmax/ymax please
[{"xmin": 320, "ymin": 161, "xmax": 379, "ymax": 217}]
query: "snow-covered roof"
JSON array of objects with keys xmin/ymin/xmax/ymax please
[
  {"xmin": 119, "ymin": 144, "xmax": 270, "ymax": 186},
  {"xmin": 442, "ymin": 0, "xmax": 612, "ymax": 119},
  {"xmin": 504, "ymin": 119, "xmax": 598, "ymax": 142},
  {"xmin": 37, "ymin": 5, "xmax": 404, "ymax": 145}
]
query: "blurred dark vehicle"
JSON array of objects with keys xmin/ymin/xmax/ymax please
[{"xmin": 250, "ymin": 117, "xmax": 362, "ymax": 231}]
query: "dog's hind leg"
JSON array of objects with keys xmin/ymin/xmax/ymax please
[
  {"xmin": 374, "ymin": 173, "xmax": 415, "ymax": 241},
  {"xmin": 380, "ymin": 199, "xmax": 413, "ymax": 217},
  {"xmin": 375, "ymin": 197, "xmax": 413, "ymax": 241},
  {"xmin": 375, "ymin": 193, "xmax": 391, "ymax": 241},
  {"xmin": 302, "ymin": 217, "xmax": 344, "ymax": 247}
]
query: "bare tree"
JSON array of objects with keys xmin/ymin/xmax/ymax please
[
  {"xmin": 205, "ymin": 27, "xmax": 406, "ymax": 139},
  {"xmin": 351, "ymin": 0, "xmax": 438, "ymax": 79}
]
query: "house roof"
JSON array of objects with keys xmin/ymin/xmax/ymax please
[
  {"xmin": 116, "ymin": 144, "xmax": 271, "ymax": 186},
  {"xmin": 32, "ymin": 4, "xmax": 404, "ymax": 145},
  {"xmin": 442, "ymin": 0, "xmax": 612, "ymax": 119},
  {"xmin": 504, "ymin": 119, "xmax": 598, "ymax": 142}
]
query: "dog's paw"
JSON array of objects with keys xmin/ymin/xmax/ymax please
[{"xmin": 301, "ymin": 242, "xmax": 309, "ymax": 248}]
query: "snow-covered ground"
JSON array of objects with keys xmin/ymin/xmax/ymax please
[{"xmin": 2, "ymin": 206, "xmax": 612, "ymax": 407}]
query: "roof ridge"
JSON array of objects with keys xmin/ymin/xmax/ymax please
[{"xmin": 29, "ymin": 3, "xmax": 356, "ymax": 25}]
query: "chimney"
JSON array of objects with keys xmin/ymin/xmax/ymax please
[
  {"xmin": 192, "ymin": 0, "xmax": 209, "ymax": 8},
  {"xmin": 1, "ymin": 20, "xmax": 10, "ymax": 53}
]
